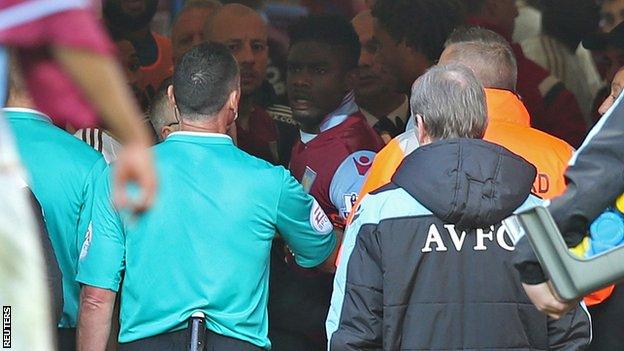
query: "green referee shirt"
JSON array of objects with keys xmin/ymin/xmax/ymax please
[
  {"xmin": 5, "ymin": 108, "xmax": 105, "ymax": 328},
  {"xmin": 76, "ymin": 132, "xmax": 337, "ymax": 348}
]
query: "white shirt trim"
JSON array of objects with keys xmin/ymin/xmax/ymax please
[
  {"xmin": 299, "ymin": 130, "xmax": 318, "ymax": 144},
  {"xmin": 3, "ymin": 107, "xmax": 52, "ymax": 122},
  {"xmin": 168, "ymin": 131, "xmax": 232, "ymax": 141}
]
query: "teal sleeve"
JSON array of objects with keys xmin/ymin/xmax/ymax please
[
  {"xmin": 75, "ymin": 169, "xmax": 125, "ymax": 292},
  {"xmin": 74, "ymin": 157, "xmax": 107, "ymax": 271},
  {"xmin": 276, "ymin": 171, "xmax": 337, "ymax": 268}
]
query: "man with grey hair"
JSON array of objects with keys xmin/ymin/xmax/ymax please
[
  {"xmin": 171, "ymin": 0, "xmax": 222, "ymax": 64},
  {"xmin": 326, "ymin": 63, "xmax": 586, "ymax": 350}
]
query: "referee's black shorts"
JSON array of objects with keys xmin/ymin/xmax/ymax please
[{"xmin": 117, "ymin": 328, "xmax": 264, "ymax": 351}]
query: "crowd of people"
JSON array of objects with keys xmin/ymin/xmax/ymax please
[{"xmin": 3, "ymin": 0, "xmax": 624, "ymax": 350}]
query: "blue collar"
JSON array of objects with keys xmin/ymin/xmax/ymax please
[
  {"xmin": 165, "ymin": 131, "xmax": 233, "ymax": 145},
  {"xmin": 3, "ymin": 107, "xmax": 53, "ymax": 123}
]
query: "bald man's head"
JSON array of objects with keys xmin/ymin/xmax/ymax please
[
  {"xmin": 205, "ymin": 4, "xmax": 268, "ymax": 95},
  {"xmin": 171, "ymin": 0, "xmax": 221, "ymax": 64}
]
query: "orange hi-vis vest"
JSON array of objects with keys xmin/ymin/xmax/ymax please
[
  {"xmin": 357, "ymin": 88, "xmax": 574, "ymax": 200},
  {"xmin": 483, "ymin": 89, "xmax": 573, "ymax": 199},
  {"xmin": 349, "ymin": 89, "xmax": 613, "ymax": 305}
]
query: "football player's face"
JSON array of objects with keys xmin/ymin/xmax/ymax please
[{"xmin": 287, "ymin": 41, "xmax": 350, "ymax": 131}]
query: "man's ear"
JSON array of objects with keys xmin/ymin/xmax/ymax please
[
  {"xmin": 416, "ymin": 114, "xmax": 429, "ymax": 144},
  {"xmin": 225, "ymin": 88, "xmax": 241, "ymax": 125},
  {"xmin": 167, "ymin": 85, "xmax": 176, "ymax": 105},
  {"xmin": 228, "ymin": 88, "xmax": 241, "ymax": 112},
  {"xmin": 160, "ymin": 126, "xmax": 175, "ymax": 141}
]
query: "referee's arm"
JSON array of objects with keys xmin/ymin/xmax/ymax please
[
  {"xmin": 76, "ymin": 170, "xmax": 125, "ymax": 351},
  {"xmin": 275, "ymin": 172, "xmax": 340, "ymax": 273},
  {"xmin": 77, "ymin": 287, "xmax": 116, "ymax": 351}
]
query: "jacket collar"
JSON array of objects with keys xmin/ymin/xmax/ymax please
[{"xmin": 485, "ymin": 88, "xmax": 531, "ymax": 127}]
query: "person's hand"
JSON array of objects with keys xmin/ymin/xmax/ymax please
[
  {"xmin": 113, "ymin": 141, "xmax": 157, "ymax": 213},
  {"xmin": 522, "ymin": 282, "xmax": 578, "ymax": 319}
]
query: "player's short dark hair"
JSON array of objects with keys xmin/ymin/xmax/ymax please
[
  {"xmin": 173, "ymin": 42, "xmax": 239, "ymax": 119},
  {"xmin": 372, "ymin": 0, "xmax": 464, "ymax": 62},
  {"xmin": 288, "ymin": 14, "xmax": 361, "ymax": 71}
]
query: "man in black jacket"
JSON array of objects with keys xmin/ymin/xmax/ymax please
[
  {"xmin": 514, "ymin": 66, "xmax": 624, "ymax": 318},
  {"xmin": 326, "ymin": 64, "xmax": 591, "ymax": 350}
]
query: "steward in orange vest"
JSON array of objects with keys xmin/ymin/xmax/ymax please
[{"xmin": 358, "ymin": 88, "xmax": 573, "ymax": 201}]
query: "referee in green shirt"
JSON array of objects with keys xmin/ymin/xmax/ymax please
[
  {"xmin": 4, "ymin": 64, "xmax": 106, "ymax": 351},
  {"xmin": 76, "ymin": 42, "xmax": 339, "ymax": 351}
]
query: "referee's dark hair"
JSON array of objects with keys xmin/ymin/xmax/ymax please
[
  {"xmin": 372, "ymin": 0, "xmax": 464, "ymax": 63},
  {"xmin": 288, "ymin": 14, "xmax": 361, "ymax": 71},
  {"xmin": 173, "ymin": 42, "xmax": 240, "ymax": 120}
]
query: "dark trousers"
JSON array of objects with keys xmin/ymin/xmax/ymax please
[
  {"xmin": 118, "ymin": 328, "xmax": 265, "ymax": 351},
  {"xmin": 57, "ymin": 327, "xmax": 76, "ymax": 351}
]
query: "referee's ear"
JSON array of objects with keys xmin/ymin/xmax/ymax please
[{"xmin": 167, "ymin": 85, "xmax": 176, "ymax": 105}]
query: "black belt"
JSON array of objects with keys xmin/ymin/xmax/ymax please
[{"xmin": 118, "ymin": 328, "xmax": 265, "ymax": 351}]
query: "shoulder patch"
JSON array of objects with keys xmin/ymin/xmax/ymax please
[
  {"xmin": 79, "ymin": 222, "xmax": 93, "ymax": 261},
  {"xmin": 310, "ymin": 199, "xmax": 333, "ymax": 235},
  {"xmin": 301, "ymin": 166, "xmax": 317, "ymax": 193},
  {"xmin": 329, "ymin": 150, "xmax": 377, "ymax": 218}
]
